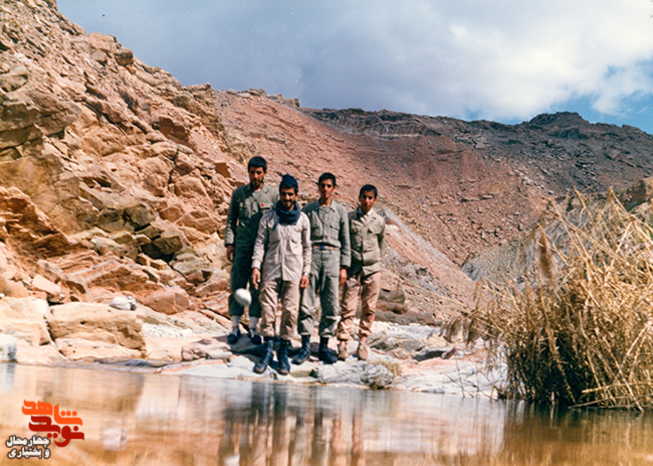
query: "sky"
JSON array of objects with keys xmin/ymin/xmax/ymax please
[{"xmin": 57, "ymin": 0, "xmax": 653, "ymax": 134}]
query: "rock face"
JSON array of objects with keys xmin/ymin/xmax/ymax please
[
  {"xmin": 0, "ymin": 0, "xmax": 480, "ymax": 329},
  {"xmin": 3, "ymin": 0, "xmax": 653, "ymax": 367},
  {"xmin": 0, "ymin": 0, "xmax": 241, "ymax": 316}
]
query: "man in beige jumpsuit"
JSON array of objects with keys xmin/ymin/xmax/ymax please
[
  {"xmin": 251, "ymin": 174, "xmax": 311, "ymax": 375},
  {"xmin": 336, "ymin": 184, "xmax": 386, "ymax": 361},
  {"xmin": 294, "ymin": 173, "xmax": 351, "ymax": 365}
]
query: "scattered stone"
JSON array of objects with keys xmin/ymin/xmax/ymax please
[
  {"xmin": 14, "ymin": 340, "xmax": 66, "ymax": 365},
  {"xmin": 377, "ymin": 301, "xmax": 408, "ymax": 315},
  {"xmin": 143, "ymin": 323, "xmax": 193, "ymax": 338},
  {"xmin": 0, "ymin": 66, "xmax": 29, "ymax": 92},
  {"xmin": 312, "ymin": 360, "xmax": 396, "ymax": 389},
  {"xmin": 31, "ymin": 274, "xmax": 62, "ymax": 296},
  {"xmin": 109, "ymin": 295, "xmax": 137, "ymax": 310},
  {"xmin": 32, "ymin": 299, "xmax": 49, "ymax": 316},
  {"xmin": 136, "ymin": 253, "xmax": 151, "ymax": 267},
  {"xmin": 192, "ymin": 277, "xmax": 229, "ymax": 298},
  {"xmin": 214, "ymin": 162, "xmax": 231, "ymax": 178},
  {"xmin": 368, "ymin": 325, "xmax": 432, "ymax": 358},
  {"xmin": 0, "ymin": 297, "xmax": 51, "ymax": 345},
  {"xmin": 414, "ymin": 347, "xmax": 455, "ymax": 362},
  {"xmin": 114, "ymin": 48, "xmax": 134, "ymax": 66},
  {"xmin": 170, "ymin": 255, "xmax": 212, "ymax": 284},
  {"xmin": 91, "ymin": 50, "xmax": 108, "ymax": 65},
  {"xmin": 181, "ymin": 338, "xmax": 231, "ymax": 361},
  {"xmin": 379, "ymin": 287, "xmax": 406, "ymax": 303},
  {"xmin": 150, "ymin": 259, "xmax": 168, "ymax": 271}
]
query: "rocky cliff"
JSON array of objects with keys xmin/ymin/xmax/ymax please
[
  {"xmin": 0, "ymin": 0, "xmax": 477, "ymax": 364},
  {"xmin": 3, "ymin": 0, "xmax": 653, "ymax": 365},
  {"xmin": 0, "ymin": 0, "xmax": 248, "ymax": 314}
]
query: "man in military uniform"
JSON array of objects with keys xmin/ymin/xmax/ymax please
[
  {"xmin": 293, "ymin": 173, "xmax": 351, "ymax": 365},
  {"xmin": 224, "ymin": 156, "xmax": 279, "ymax": 344},
  {"xmin": 251, "ymin": 174, "xmax": 311, "ymax": 374},
  {"xmin": 336, "ymin": 184, "xmax": 386, "ymax": 361}
]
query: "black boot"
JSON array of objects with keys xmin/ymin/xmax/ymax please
[
  {"xmin": 317, "ymin": 337, "xmax": 337, "ymax": 364},
  {"xmin": 292, "ymin": 335, "xmax": 311, "ymax": 365},
  {"xmin": 277, "ymin": 339, "xmax": 291, "ymax": 375},
  {"xmin": 254, "ymin": 337, "xmax": 274, "ymax": 374},
  {"xmin": 227, "ymin": 328, "xmax": 241, "ymax": 344}
]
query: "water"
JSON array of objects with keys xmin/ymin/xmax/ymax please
[{"xmin": 1, "ymin": 363, "xmax": 653, "ymax": 465}]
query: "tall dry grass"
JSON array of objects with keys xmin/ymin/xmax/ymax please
[{"xmin": 475, "ymin": 189, "xmax": 653, "ymax": 409}]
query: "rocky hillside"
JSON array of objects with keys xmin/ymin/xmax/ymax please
[
  {"xmin": 462, "ymin": 177, "xmax": 653, "ymax": 285},
  {"xmin": 0, "ymin": 0, "xmax": 476, "ymax": 354},
  {"xmin": 302, "ymin": 109, "xmax": 653, "ymax": 263},
  {"xmin": 3, "ymin": 0, "xmax": 653, "ymax": 364},
  {"xmin": 0, "ymin": 0, "xmax": 247, "ymax": 316}
]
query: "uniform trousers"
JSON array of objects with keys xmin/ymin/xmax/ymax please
[
  {"xmin": 228, "ymin": 248, "xmax": 262, "ymax": 318},
  {"xmin": 337, "ymin": 270, "xmax": 381, "ymax": 340},
  {"xmin": 259, "ymin": 279, "xmax": 301, "ymax": 340},
  {"xmin": 297, "ymin": 248, "xmax": 340, "ymax": 338}
]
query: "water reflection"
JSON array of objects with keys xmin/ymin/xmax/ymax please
[{"xmin": 0, "ymin": 363, "xmax": 653, "ymax": 464}]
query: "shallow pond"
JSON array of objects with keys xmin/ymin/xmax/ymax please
[{"xmin": 1, "ymin": 363, "xmax": 652, "ymax": 465}]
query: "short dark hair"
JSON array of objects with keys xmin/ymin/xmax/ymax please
[
  {"xmin": 317, "ymin": 172, "xmax": 336, "ymax": 187},
  {"xmin": 248, "ymin": 156, "xmax": 267, "ymax": 172},
  {"xmin": 359, "ymin": 184, "xmax": 378, "ymax": 198},
  {"xmin": 279, "ymin": 174, "xmax": 299, "ymax": 194}
]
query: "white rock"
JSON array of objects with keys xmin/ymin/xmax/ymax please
[
  {"xmin": 32, "ymin": 298, "xmax": 49, "ymax": 316},
  {"xmin": 109, "ymin": 296, "xmax": 137, "ymax": 311}
]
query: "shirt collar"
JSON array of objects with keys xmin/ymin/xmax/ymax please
[
  {"xmin": 246, "ymin": 182, "xmax": 266, "ymax": 194},
  {"xmin": 319, "ymin": 201, "xmax": 336, "ymax": 211},
  {"xmin": 357, "ymin": 206, "xmax": 374, "ymax": 219}
]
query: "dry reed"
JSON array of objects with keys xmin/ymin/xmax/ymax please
[{"xmin": 475, "ymin": 189, "xmax": 653, "ymax": 409}]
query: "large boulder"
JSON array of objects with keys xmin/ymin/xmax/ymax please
[
  {"xmin": 15, "ymin": 341, "xmax": 67, "ymax": 365},
  {"xmin": 46, "ymin": 302, "xmax": 146, "ymax": 356},
  {"xmin": 0, "ymin": 297, "xmax": 51, "ymax": 345}
]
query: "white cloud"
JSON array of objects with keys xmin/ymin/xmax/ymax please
[{"xmin": 57, "ymin": 0, "xmax": 653, "ymax": 129}]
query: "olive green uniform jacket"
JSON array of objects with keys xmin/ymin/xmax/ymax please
[
  {"xmin": 224, "ymin": 182, "xmax": 279, "ymax": 317},
  {"xmin": 297, "ymin": 200, "xmax": 351, "ymax": 337}
]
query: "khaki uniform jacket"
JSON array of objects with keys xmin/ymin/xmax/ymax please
[
  {"xmin": 224, "ymin": 183, "xmax": 279, "ymax": 249},
  {"xmin": 252, "ymin": 209, "xmax": 312, "ymax": 282},
  {"xmin": 349, "ymin": 207, "xmax": 386, "ymax": 276},
  {"xmin": 302, "ymin": 200, "xmax": 351, "ymax": 268}
]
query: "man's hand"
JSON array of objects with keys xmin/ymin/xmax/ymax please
[
  {"xmin": 251, "ymin": 268, "xmax": 261, "ymax": 290},
  {"xmin": 339, "ymin": 268, "xmax": 348, "ymax": 287},
  {"xmin": 300, "ymin": 273, "xmax": 309, "ymax": 289},
  {"xmin": 226, "ymin": 244, "xmax": 235, "ymax": 262}
]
